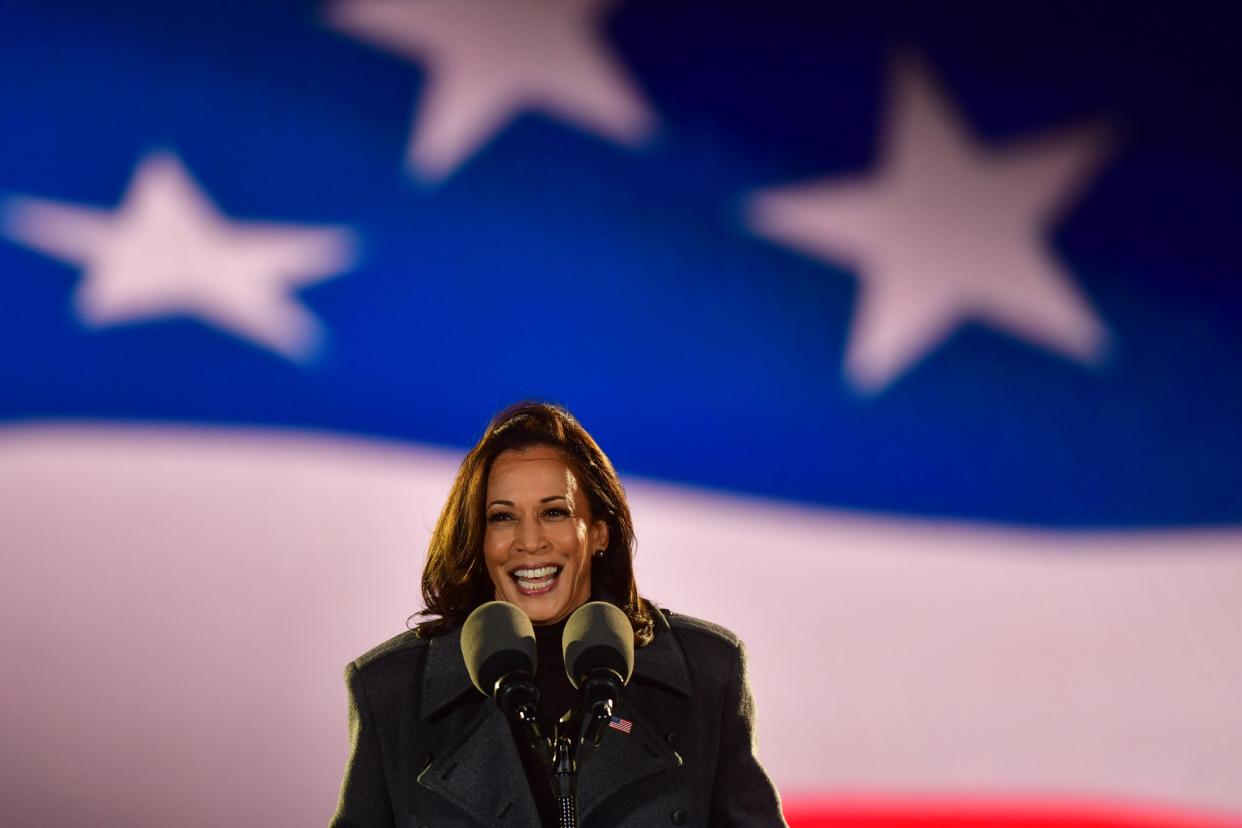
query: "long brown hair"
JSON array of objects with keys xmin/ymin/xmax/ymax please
[{"xmin": 412, "ymin": 401, "xmax": 655, "ymax": 646}]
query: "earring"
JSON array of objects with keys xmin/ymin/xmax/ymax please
[{"xmin": 593, "ymin": 549, "xmax": 605, "ymax": 558}]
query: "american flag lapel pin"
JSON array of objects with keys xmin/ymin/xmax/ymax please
[{"xmin": 608, "ymin": 715, "xmax": 632, "ymax": 734}]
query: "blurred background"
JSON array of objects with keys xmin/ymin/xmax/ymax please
[{"xmin": 1, "ymin": 0, "xmax": 1240, "ymax": 825}]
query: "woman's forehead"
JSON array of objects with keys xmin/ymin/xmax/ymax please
[{"xmin": 487, "ymin": 446, "xmax": 579, "ymax": 494}]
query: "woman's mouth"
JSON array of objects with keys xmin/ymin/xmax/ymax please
[{"xmin": 511, "ymin": 565, "xmax": 562, "ymax": 596}]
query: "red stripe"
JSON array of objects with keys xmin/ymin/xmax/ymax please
[{"xmin": 780, "ymin": 796, "xmax": 1242, "ymax": 828}]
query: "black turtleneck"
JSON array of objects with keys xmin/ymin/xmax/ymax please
[
  {"xmin": 509, "ymin": 617, "xmax": 578, "ymax": 825},
  {"xmin": 533, "ymin": 618, "xmax": 577, "ymax": 719}
]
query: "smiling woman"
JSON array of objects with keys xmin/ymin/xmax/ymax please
[
  {"xmin": 414, "ymin": 401, "xmax": 651, "ymax": 646},
  {"xmin": 483, "ymin": 445, "xmax": 606, "ymax": 624},
  {"xmin": 329, "ymin": 402, "xmax": 786, "ymax": 827}
]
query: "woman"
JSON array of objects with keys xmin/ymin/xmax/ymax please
[{"xmin": 330, "ymin": 402, "xmax": 786, "ymax": 827}]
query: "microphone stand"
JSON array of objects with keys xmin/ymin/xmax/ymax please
[
  {"xmin": 507, "ymin": 667, "xmax": 626, "ymax": 828},
  {"xmin": 548, "ymin": 668, "xmax": 628, "ymax": 828},
  {"xmin": 498, "ymin": 677, "xmax": 575, "ymax": 828},
  {"xmin": 550, "ymin": 731, "xmax": 579, "ymax": 828}
]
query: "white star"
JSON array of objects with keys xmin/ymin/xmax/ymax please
[
  {"xmin": 326, "ymin": 0, "xmax": 656, "ymax": 181},
  {"xmin": 747, "ymin": 56, "xmax": 1115, "ymax": 393},
  {"xmin": 3, "ymin": 152, "xmax": 357, "ymax": 361}
]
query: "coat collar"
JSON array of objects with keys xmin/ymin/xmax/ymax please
[
  {"xmin": 629, "ymin": 608, "xmax": 693, "ymax": 697},
  {"xmin": 420, "ymin": 605, "xmax": 692, "ymax": 719},
  {"xmin": 420, "ymin": 624, "xmax": 473, "ymax": 719}
]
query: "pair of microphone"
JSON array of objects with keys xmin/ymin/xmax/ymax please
[
  {"xmin": 461, "ymin": 600, "xmax": 635, "ymax": 747},
  {"xmin": 461, "ymin": 601, "xmax": 636, "ymax": 826}
]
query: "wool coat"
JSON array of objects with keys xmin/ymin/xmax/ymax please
[{"xmin": 328, "ymin": 607, "xmax": 787, "ymax": 827}]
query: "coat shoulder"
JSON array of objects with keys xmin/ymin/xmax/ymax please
[
  {"xmin": 662, "ymin": 609, "xmax": 743, "ymax": 663},
  {"xmin": 350, "ymin": 627, "xmax": 429, "ymax": 674},
  {"xmin": 664, "ymin": 609, "xmax": 740, "ymax": 645}
]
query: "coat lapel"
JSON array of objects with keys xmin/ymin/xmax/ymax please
[
  {"xmin": 416, "ymin": 626, "xmax": 542, "ymax": 826},
  {"xmin": 578, "ymin": 609, "xmax": 692, "ymax": 820}
]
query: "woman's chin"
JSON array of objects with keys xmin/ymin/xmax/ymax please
[{"xmin": 513, "ymin": 596, "xmax": 569, "ymax": 625}]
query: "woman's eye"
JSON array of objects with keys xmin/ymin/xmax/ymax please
[
  {"xmin": 543, "ymin": 508, "xmax": 570, "ymax": 518},
  {"xmin": 487, "ymin": 512, "xmax": 514, "ymax": 523}
]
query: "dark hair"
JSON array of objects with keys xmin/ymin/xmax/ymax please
[{"xmin": 412, "ymin": 401, "xmax": 655, "ymax": 646}]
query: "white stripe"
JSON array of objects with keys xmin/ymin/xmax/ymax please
[
  {"xmin": 0, "ymin": 424, "xmax": 1238, "ymax": 823},
  {"xmin": 628, "ymin": 482, "xmax": 1242, "ymax": 809}
]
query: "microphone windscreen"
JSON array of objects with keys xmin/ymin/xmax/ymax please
[
  {"xmin": 462, "ymin": 601, "xmax": 536, "ymax": 696},
  {"xmin": 563, "ymin": 601, "xmax": 634, "ymax": 689}
]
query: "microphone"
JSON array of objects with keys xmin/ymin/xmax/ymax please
[
  {"xmin": 461, "ymin": 602, "xmax": 544, "ymax": 741},
  {"xmin": 563, "ymin": 602, "xmax": 634, "ymax": 747}
]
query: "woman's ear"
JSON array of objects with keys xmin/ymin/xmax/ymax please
[{"xmin": 590, "ymin": 519, "xmax": 609, "ymax": 555}]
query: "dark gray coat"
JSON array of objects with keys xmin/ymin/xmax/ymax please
[{"xmin": 329, "ymin": 608, "xmax": 787, "ymax": 827}]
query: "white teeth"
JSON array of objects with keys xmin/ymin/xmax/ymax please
[{"xmin": 513, "ymin": 566, "xmax": 559, "ymax": 579}]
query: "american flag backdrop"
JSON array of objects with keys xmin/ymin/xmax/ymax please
[{"xmin": 1, "ymin": 1, "xmax": 1240, "ymax": 826}]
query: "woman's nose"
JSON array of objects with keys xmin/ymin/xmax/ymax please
[{"xmin": 516, "ymin": 515, "xmax": 547, "ymax": 551}]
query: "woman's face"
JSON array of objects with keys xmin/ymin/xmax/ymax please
[{"xmin": 483, "ymin": 445, "xmax": 607, "ymax": 625}]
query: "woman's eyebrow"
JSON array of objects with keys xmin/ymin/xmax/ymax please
[{"xmin": 487, "ymin": 496, "xmax": 567, "ymax": 508}]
